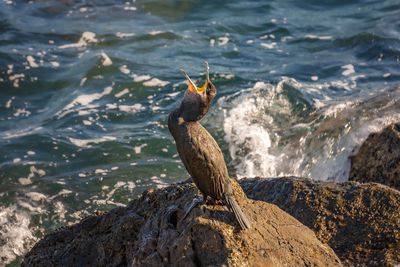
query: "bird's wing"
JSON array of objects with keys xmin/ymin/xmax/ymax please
[{"xmin": 179, "ymin": 123, "xmax": 228, "ymax": 199}]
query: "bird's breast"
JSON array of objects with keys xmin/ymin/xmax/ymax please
[{"xmin": 173, "ymin": 122, "xmax": 229, "ymax": 199}]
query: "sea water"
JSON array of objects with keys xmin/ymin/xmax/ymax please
[{"xmin": 0, "ymin": 0, "xmax": 399, "ymax": 264}]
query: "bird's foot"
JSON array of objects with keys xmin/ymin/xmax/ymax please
[{"xmin": 182, "ymin": 196, "xmax": 204, "ymax": 221}]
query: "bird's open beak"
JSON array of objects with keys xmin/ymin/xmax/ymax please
[
  {"xmin": 180, "ymin": 69, "xmax": 197, "ymax": 93},
  {"xmin": 197, "ymin": 61, "xmax": 209, "ymax": 93},
  {"xmin": 180, "ymin": 61, "xmax": 209, "ymax": 94}
]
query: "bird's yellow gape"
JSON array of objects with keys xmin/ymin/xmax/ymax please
[
  {"xmin": 197, "ymin": 61, "xmax": 210, "ymax": 93},
  {"xmin": 180, "ymin": 61, "xmax": 209, "ymax": 94},
  {"xmin": 196, "ymin": 80, "xmax": 207, "ymax": 93}
]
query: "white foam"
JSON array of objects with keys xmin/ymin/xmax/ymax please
[
  {"xmin": 83, "ymin": 120, "xmax": 92, "ymax": 125},
  {"xmin": 26, "ymin": 55, "xmax": 39, "ymax": 68},
  {"xmin": 57, "ymin": 86, "xmax": 113, "ymax": 118},
  {"xmin": 150, "ymin": 176, "xmax": 168, "ymax": 188},
  {"xmin": 13, "ymin": 108, "xmax": 31, "ymax": 117},
  {"xmin": 18, "ymin": 166, "xmax": 46, "ymax": 185},
  {"xmin": 17, "ymin": 200, "xmax": 43, "ymax": 213},
  {"xmin": 305, "ymin": 34, "xmax": 333, "ymax": 40},
  {"xmin": 148, "ymin": 30, "xmax": 164, "ymax": 35},
  {"xmin": 73, "ymin": 86, "xmax": 112, "ymax": 105},
  {"xmin": 95, "ymin": 168, "xmax": 108, "ymax": 174},
  {"xmin": 133, "ymin": 74, "xmax": 151, "ymax": 82},
  {"xmin": 167, "ymin": 91, "xmax": 180, "ymax": 97},
  {"xmin": 218, "ymin": 36, "xmax": 229, "ymax": 46},
  {"xmin": 106, "ymin": 103, "xmax": 118, "ymax": 109},
  {"xmin": 127, "ymin": 181, "xmax": 136, "ymax": 190},
  {"xmin": 114, "ymin": 181, "xmax": 126, "ymax": 188},
  {"xmin": 9, "ymin": 73, "xmax": 25, "ymax": 88},
  {"xmin": 25, "ymin": 192, "xmax": 47, "ymax": 202},
  {"xmin": 222, "ymin": 82, "xmax": 278, "ymax": 178},
  {"xmin": 210, "ymin": 38, "xmax": 216, "ymax": 46},
  {"xmin": 143, "ymin": 78, "xmax": 169, "ymax": 87},
  {"xmin": 119, "ymin": 104, "xmax": 143, "ymax": 113},
  {"xmin": 2, "ymin": 126, "xmax": 43, "ymax": 140},
  {"xmin": 53, "ymin": 201, "xmax": 66, "ymax": 222},
  {"xmin": 115, "ymin": 88, "xmax": 130, "ymax": 98},
  {"xmin": 123, "ymin": 6, "xmax": 137, "ymax": 11},
  {"xmin": 58, "ymin": 31, "xmax": 98, "ymax": 49},
  {"xmin": 69, "ymin": 136, "xmax": 116, "ymax": 148},
  {"xmin": 320, "ymin": 101, "xmax": 354, "ymax": 116},
  {"xmin": 134, "ymin": 143, "xmax": 147, "ymax": 154},
  {"xmin": 341, "ymin": 64, "xmax": 355, "ymax": 76},
  {"xmin": 0, "ymin": 206, "xmax": 38, "ymax": 265},
  {"xmin": 119, "ymin": 65, "xmax": 130, "ymax": 75},
  {"xmin": 100, "ymin": 52, "xmax": 113, "ymax": 66},
  {"xmin": 219, "ymin": 73, "xmax": 235, "ymax": 80},
  {"xmin": 115, "ymin": 32, "xmax": 135, "ymax": 38},
  {"xmin": 50, "ymin": 61, "xmax": 60, "ymax": 68},
  {"xmin": 57, "ymin": 189, "xmax": 73, "ymax": 196},
  {"xmin": 220, "ymin": 78, "xmax": 400, "ymax": 182},
  {"xmin": 9, "ymin": 73, "xmax": 24, "ymax": 81},
  {"xmin": 5, "ymin": 99, "xmax": 12, "ymax": 108},
  {"xmin": 261, "ymin": 42, "xmax": 277, "ymax": 49}
]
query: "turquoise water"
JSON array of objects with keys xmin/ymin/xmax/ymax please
[{"xmin": 1, "ymin": 0, "xmax": 400, "ymax": 264}]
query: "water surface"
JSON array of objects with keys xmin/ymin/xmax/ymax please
[{"xmin": 1, "ymin": 0, "xmax": 399, "ymax": 264}]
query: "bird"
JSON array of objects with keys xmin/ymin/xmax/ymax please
[{"xmin": 168, "ymin": 62, "xmax": 251, "ymax": 230}]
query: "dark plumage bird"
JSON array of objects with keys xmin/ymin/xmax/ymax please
[{"xmin": 168, "ymin": 62, "xmax": 251, "ymax": 230}]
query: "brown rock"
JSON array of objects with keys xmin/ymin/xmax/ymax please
[
  {"xmin": 241, "ymin": 177, "xmax": 400, "ymax": 266},
  {"xmin": 349, "ymin": 123, "xmax": 400, "ymax": 190},
  {"xmin": 23, "ymin": 181, "xmax": 341, "ymax": 267}
]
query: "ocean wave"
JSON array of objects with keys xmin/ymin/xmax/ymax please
[
  {"xmin": 0, "ymin": 206, "xmax": 37, "ymax": 265},
  {"xmin": 220, "ymin": 78, "xmax": 400, "ymax": 181}
]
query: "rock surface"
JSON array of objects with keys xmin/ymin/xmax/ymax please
[
  {"xmin": 23, "ymin": 180, "xmax": 341, "ymax": 267},
  {"xmin": 241, "ymin": 177, "xmax": 400, "ymax": 266},
  {"xmin": 349, "ymin": 123, "xmax": 400, "ymax": 190}
]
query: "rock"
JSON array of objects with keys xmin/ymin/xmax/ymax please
[
  {"xmin": 241, "ymin": 177, "xmax": 400, "ymax": 266},
  {"xmin": 349, "ymin": 123, "xmax": 400, "ymax": 190},
  {"xmin": 23, "ymin": 180, "xmax": 341, "ymax": 267}
]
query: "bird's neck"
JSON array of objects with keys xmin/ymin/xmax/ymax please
[
  {"xmin": 168, "ymin": 108, "xmax": 183, "ymax": 140},
  {"xmin": 168, "ymin": 107, "xmax": 202, "ymax": 140}
]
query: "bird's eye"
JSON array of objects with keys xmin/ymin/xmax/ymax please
[{"xmin": 206, "ymin": 84, "xmax": 211, "ymax": 95}]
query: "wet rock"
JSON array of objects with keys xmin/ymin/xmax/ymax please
[
  {"xmin": 241, "ymin": 177, "xmax": 400, "ymax": 266},
  {"xmin": 349, "ymin": 123, "xmax": 400, "ymax": 190},
  {"xmin": 23, "ymin": 181, "xmax": 341, "ymax": 267}
]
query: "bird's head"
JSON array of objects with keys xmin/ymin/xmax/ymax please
[{"xmin": 179, "ymin": 61, "xmax": 217, "ymax": 122}]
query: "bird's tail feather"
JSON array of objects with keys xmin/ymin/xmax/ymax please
[{"xmin": 224, "ymin": 195, "xmax": 251, "ymax": 230}]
